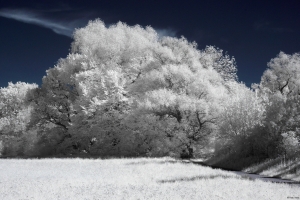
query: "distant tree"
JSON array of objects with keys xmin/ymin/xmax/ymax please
[
  {"xmin": 213, "ymin": 82, "xmax": 266, "ymax": 158},
  {"xmin": 219, "ymin": 82, "xmax": 265, "ymax": 138},
  {"xmin": 259, "ymin": 52, "xmax": 300, "ymax": 95},
  {"xmin": 0, "ymin": 82, "xmax": 37, "ymax": 136},
  {"xmin": 253, "ymin": 52, "xmax": 300, "ymax": 156},
  {"xmin": 282, "ymin": 131, "xmax": 299, "ymax": 155},
  {"xmin": 0, "ymin": 82, "xmax": 38, "ymax": 156}
]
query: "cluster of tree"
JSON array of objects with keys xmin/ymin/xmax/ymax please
[
  {"xmin": 0, "ymin": 20, "xmax": 299, "ymax": 161},
  {"xmin": 211, "ymin": 52, "xmax": 300, "ymax": 169},
  {"xmin": 0, "ymin": 82, "xmax": 38, "ymax": 156}
]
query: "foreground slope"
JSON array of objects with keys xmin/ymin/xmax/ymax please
[{"xmin": 0, "ymin": 157, "xmax": 299, "ymax": 200}]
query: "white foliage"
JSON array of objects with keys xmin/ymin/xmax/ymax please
[
  {"xmin": 0, "ymin": 82, "xmax": 38, "ymax": 135},
  {"xmin": 261, "ymin": 51, "xmax": 300, "ymax": 95},
  {"xmin": 37, "ymin": 19, "xmax": 243, "ymax": 156},
  {"xmin": 219, "ymin": 82, "xmax": 265, "ymax": 137},
  {"xmin": 200, "ymin": 46, "xmax": 238, "ymax": 82},
  {"xmin": 282, "ymin": 131, "xmax": 299, "ymax": 152}
]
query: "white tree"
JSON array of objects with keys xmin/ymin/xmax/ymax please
[
  {"xmin": 200, "ymin": 46, "xmax": 238, "ymax": 82},
  {"xmin": 253, "ymin": 52, "xmax": 300, "ymax": 156},
  {"xmin": 0, "ymin": 82, "xmax": 38, "ymax": 156},
  {"xmin": 35, "ymin": 19, "xmax": 241, "ymax": 158},
  {"xmin": 0, "ymin": 82, "xmax": 38, "ymax": 136},
  {"xmin": 260, "ymin": 52, "xmax": 300, "ymax": 95},
  {"xmin": 219, "ymin": 82, "xmax": 265, "ymax": 138},
  {"xmin": 131, "ymin": 39, "xmax": 232, "ymax": 157}
]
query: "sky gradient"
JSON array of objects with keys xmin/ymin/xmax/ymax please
[{"xmin": 0, "ymin": 0, "xmax": 299, "ymax": 88}]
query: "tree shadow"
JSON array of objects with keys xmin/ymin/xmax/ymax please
[
  {"xmin": 272, "ymin": 163, "xmax": 300, "ymax": 180},
  {"xmin": 157, "ymin": 174, "xmax": 240, "ymax": 183},
  {"xmin": 188, "ymin": 160, "xmax": 238, "ymax": 172},
  {"xmin": 182, "ymin": 160, "xmax": 300, "ymax": 185},
  {"xmin": 244, "ymin": 157, "xmax": 282, "ymax": 174},
  {"xmin": 126, "ymin": 159, "xmax": 186, "ymax": 165}
]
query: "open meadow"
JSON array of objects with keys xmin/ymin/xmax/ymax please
[{"xmin": 0, "ymin": 157, "xmax": 299, "ymax": 200}]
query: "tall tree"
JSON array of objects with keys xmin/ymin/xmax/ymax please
[{"xmin": 32, "ymin": 19, "xmax": 240, "ymax": 157}]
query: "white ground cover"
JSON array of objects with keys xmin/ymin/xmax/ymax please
[{"xmin": 0, "ymin": 157, "xmax": 299, "ymax": 200}]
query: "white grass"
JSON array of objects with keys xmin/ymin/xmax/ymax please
[{"xmin": 0, "ymin": 157, "xmax": 299, "ymax": 200}]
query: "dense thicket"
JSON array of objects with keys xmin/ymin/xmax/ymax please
[{"xmin": 0, "ymin": 20, "xmax": 299, "ymax": 163}]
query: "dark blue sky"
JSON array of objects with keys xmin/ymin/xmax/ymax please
[{"xmin": 0, "ymin": 0, "xmax": 299, "ymax": 88}]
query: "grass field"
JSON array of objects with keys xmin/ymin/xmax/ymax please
[{"xmin": 0, "ymin": 157, "xmax": 299, "ymax": 200}]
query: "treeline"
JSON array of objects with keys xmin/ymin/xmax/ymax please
[{"xmin": 0, "ymin": 20, "xmax": 299, "ymax": 165}]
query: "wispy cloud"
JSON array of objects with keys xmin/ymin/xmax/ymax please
[
  {"xmin": 0, "ymin": 9, "xmax": 87, "ymax": 37},
  {"xmin": 0, "ymin": 8, "xmax": 178, "ymax": 39}
]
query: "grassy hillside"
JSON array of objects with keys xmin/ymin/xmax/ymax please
[{"xmin": 0, "ymin": 157, "xmax": 299, "ymax": 200}]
